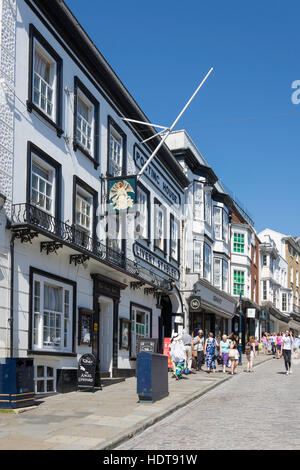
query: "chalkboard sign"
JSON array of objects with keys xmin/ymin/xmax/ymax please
[
  {"xmin": 137, "ymin": 338, "xmax": 158, "ymax": 354},
  {"xmin": 77, "ymin": 353, "xmax": 96, "ymax": 391}
]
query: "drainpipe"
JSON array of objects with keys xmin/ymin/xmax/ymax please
[{"xmin": 9, "ymin": 233, "xmax": 15, "ymax": 358}]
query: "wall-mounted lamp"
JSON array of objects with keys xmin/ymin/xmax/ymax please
[{"xmin": 0, "ymin": 193, "xmax": 6, "ymax": 210}]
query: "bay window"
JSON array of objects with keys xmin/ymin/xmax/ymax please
[
  {"xmin": 233, "ymin": 270, "xmax": 244, "ymax": 296},
  {"xmin": 204, "ymin": 189, "xmax": 212, "ymax": 225},
  {"xmin": 222, "ymin": 210, "xmax": 229, "ymax": 243},
  {"xmin": 193, "ymin": 182, "xmax": 203, "ymax": 220},
  {"xmin": 213, "ymin": 207, "xmax": 222, "ymax": 240},
  {"xmin": 193, "ymin": 241, "xmax": 202, "ymax": 273},
  {"xmin": 222, "ymin": 260, "xmax": 228, "ymax": 292},
  {"xmin": 213, "ymin": 258, "xmax": 221, "ymax": 288},
  {"xmin": 204, "ymin": 243, "xmax": 212, "ymax": 281},
  {"xmin": 233, "ymin": 233, "xmax": 245, "ymax": 254}
]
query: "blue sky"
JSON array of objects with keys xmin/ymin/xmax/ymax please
[{"xmin": 66, "ymin": 0, "xmax": 300, "ymax": 235}]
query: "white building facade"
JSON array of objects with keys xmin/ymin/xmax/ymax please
[
  {"xmin": 165, "ymin": 130, "xmax": 237, "ymax": 338},
  {"xmin": 0, "ymin": 0, "xmax": 189, "ymax": 394}
]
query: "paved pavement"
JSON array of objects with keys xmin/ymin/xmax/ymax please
[
  {"xmin": 0, "ymin": 353, "xmax": 272, "ymax": 450},
  {"xmin": 118, "ymin": 356, "xmax": 300, "ymax": 450}
]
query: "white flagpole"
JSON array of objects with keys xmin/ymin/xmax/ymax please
[{"xmin": 137, "ymin": 67, "xmax": 213, "ymax": 179}]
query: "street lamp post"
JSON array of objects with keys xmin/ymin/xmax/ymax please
[{"xmin": 239, "ymin": 292, "xmax": 243, "ymax": 365}]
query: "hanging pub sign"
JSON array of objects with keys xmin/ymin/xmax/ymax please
[
  {"xmin": 108, "ymin": 175, "xmax": 137, "ymax": 211},
  {"xmin": 137, "ymin": 338, "xmax": 158, "ymax": 355},
  {"xmin": 189, "ymin": 296, "xmax": 202, "ymax": 313},
  {"xmin": 77, "ymin": 353, "xmax": 96, "ymax": 391}
]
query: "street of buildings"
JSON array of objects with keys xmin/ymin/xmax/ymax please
[{"xmin": 0, "ymin": 0, "xmax": 299, "ymax": 405}]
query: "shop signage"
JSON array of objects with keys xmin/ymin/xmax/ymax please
[
  {"xmin": 246, "ymin": 308, "xmax": 256, "ymax": 319},
  {"xmin": 137, "ymin": 338, "xmax": 158, "ymax": 354},
  {"xmin": 163, "ymin": 338, "xmax": 173, "ymax": 368},
  {"xmin": 77, "ymin": 353, "xmax": 96, "ymax": 391},
  {"xmin": 189, "ymin": 296, "xmax": 202, "ymax": 312},
  {"xmin": 133, "ymin": 242, "xmax": 180, "ymax": 280},
  {"xmin": 108, "ymin": 176, "xmax": 136, "ymax": 211},
  {"xmin": 134, "ymin": 145, "xmax": 180, "ymax": 206}
]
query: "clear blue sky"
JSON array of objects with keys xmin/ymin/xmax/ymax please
[{"xmin": 66, "ymin": 0, "xmax": 300, "ymax": 235}]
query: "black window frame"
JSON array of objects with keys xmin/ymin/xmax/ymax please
[
  {"xmin": 135, "ymin": 181, "xmax": 151, "ymax": 246},
  {"xmin": 73, "ymin": 76, "xmax": 100, "ymax": 170},
  {"xmin": 169, "ymin": 213, "xmax": 180, "ymax": 265},
  {"xmin": 28, "ymin": 267, "xmax": 77, "ymax": 357},
  {"xmin": 107, "ymin": 116, "xmax": 127, "ymax": 177},
  {"xmin": 27, "ymin": 23, "xmax": 63, "ymax": 137},
  {"xmin": 72, "ymin": 175, "xmax": 98, "ymax": 242},
  {"xmin": 27, "ymin": 141, "xmax": 62, "ymax": 220},
  {"xmin": 154, "ymin": 198, "xmax": 167, "ymax": 257}
]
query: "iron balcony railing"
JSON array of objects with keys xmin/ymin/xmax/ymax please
[{"xmin": 11, "ymin": 203, "xmax": 169, "ymax": 290}]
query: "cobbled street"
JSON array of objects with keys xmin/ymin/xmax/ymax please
[{"xmin": 117, "ymin": 358, "xmax": 300, "ymax": 450}]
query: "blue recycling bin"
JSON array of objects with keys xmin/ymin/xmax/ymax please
[
  {"xmin": 0, "ymin": 358, "xmax": 34, "ymax": 409},
  {"xmin": 137, "ymin": 352, "xmax": 169, "ymax": 403}
]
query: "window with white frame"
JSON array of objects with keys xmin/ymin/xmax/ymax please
[
  {"xmin": 296, "ymin": 270, "xmax": 299, "ymax": 287},
  {"xmin": 204, "ymin": 243, "xmax": 211, "ymax": 282},
  {"xmin": 76, "ymin": 93, "xmax": 94, "ymax": 155},
  {"xmin": 253, "ymin": 278, "xmax": 256, "ymax": 301},
  {"xmin": 170, "ymin": 215, "xmax": 179, "ymax": 260},
  {"xmin": 222, "ymin": 260, "xmax": 228, "ymax": 292},
  {"xmin": 33, "ymin": 41, "xmax": 56, "ymax": 119},
  {"xmin": 222, "ymin": 210, "xmax": 229, "ymax": 243},
  {"xmin": 290, "ymin": 266, "xmax": 294, "ymax": 284},
  {"xmin": 193, "ymin": 241, "xmax": 202, "ymax": 273},
  {"xmin": 35, "ymin": 365, "xmax": 55, "ymax": 394},
  {"xmin": 131, "ymin": 305, "xmax": 151, "ymax": 358},
  {"xmin": 193, "ymin": 182, "xmax": 203, "ymax": 220},
  {"xmin": 233, "ymin": 270, "xmax": 244, "ymax": 296},
  {"xmin": 154, "ymin": 203, "xmax": 165, "ymax": 252},
  {"xmin": 204, "ymin": 189, "xmax": 212, "ymax": 225},
  {"xmin": 262, "ymin": 280, "xmax": 267, "ymax": 300},
  {"xmin": 107, "ymin": 212, "xmax": 122, "ymax": 253},
  {"xmin": 233, "ymin": 233, "xmax": 245, "ymax": 254},
  {"xmin": 213, "ymin": 258, "xmax": 221, "ymax": 289},
  {"xmin": 76, "ymin": 186, "xmax": 93, "ymax": 235},
  {"xmin": 135, "ymin": 186, "xmax": 148, "ymax": 240},
  {"xmin": 263, "ymin": 254, "xmax": 267, "ymax": 266},
  {"xmin": 32, "ymin": 273, "xmax": 73, "ymax": 353},
  {"xmin": 109, "ymin": 126, "xmax": 123, "ymax": 176},
  {"xmin": 213, "ymin": 207, "xmax": 222, "ymax": 240},
  {"xmin": 282, "ymin": 292, "xmax": 287, "ymax": 312},
  {"xmin": 31, "ymin": 155, "xmax": 55, "ymax": 215}
]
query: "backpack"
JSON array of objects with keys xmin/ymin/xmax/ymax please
[{"xmin": 245, "ymin": 342, "xmax": 251, "ymax": 354}]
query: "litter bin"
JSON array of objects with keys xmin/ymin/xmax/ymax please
[
  {"xmin": 137, "ymin": 352, "xmax": 168, "ymax": 403},
  {"xmin": 0, "ymin": 358, "xmax": 34, "ymax": 409}
]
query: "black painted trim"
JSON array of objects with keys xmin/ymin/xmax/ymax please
[
  {"xmin": 27, "ymin": 23, "xmax": 63, "ymax": 137},
  {"xmin": 28, "ymin": 267, "xmax": 77, "ymax": 355},
  {"xmin": 107, "ymin": 115, "xmax": 127, "ymax": 177},
  {"xmin": 73, "ymin": 76, "xmax": 100, "ymax": 169},
  {"xmin": 27, "ymin": 141, "xmax": 62, "ymax": 220}
]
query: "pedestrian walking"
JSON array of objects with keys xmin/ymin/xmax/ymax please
[
  {"xmin": 204, "ymin": 332, "xmax": 216, "ymax": 374},
  {"xmin": 215, "ymin": 334, "xmax": 222, "ymax": 367},
  {"xmin": 275, "ymin": 332, "xmax": 283, "ymax": 359},
  {"xmin": 262, "ymin": 332, "xmax": 268, "ymax": 355},
  {"xmin": 181, "ymin": 328, "xmax": 193, "ymax": 374},
  {"xmin": 245, "ymin": 336, "xmax": 255, "ymax": 372},
  {"xmin": 281, "ymin": 330, "xmax": 294, "ymax": 375},
  {"xmin": 228, "ymin": 334, "xmax": 239, "ymax": 375},
  {"xmin": 271, "ymin": 332, "xmax": 277, "ymax": 357},
  {"xmin": 192, "ymin": 329, "xmax": 205, "ymax": 371},
  {"xmin": 219, "ymin": 334, "xmax": 231, "ymax": 373},
  {"xmin": 169, "ymin": 333, "xmax": 187, "ymax": 380}
]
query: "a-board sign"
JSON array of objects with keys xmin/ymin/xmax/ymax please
[
  {"xmin": 137, "ymin": 338, "xmax": 158, "ymax": 355},
  {"xmin": 77, "ymin": 353, "xmax": 96, "ymax": 390}
]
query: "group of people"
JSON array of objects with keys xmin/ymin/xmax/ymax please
[
  {"xmin": 261, "ymin": 330, "xmax": 300, "ymax": 375},
  {"xmin": 169, "ymin": 329, "xmax": 245, "ymax": 379},
  {"xmin": 168, "ymin": 328, "xmax": 300, "ymax": 379}
]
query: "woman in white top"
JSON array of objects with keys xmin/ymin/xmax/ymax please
[
  {"xmin": 281, "ymin": 330, "xmax": 294, "ymax": 375},
  {"xmin": 170, "ymin": 334, "xmax": 187, "ymax": 380}
]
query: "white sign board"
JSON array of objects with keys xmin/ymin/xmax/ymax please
[{"xmin": 246, "ymin": 308, "xmax": 256, "ymax": 319}]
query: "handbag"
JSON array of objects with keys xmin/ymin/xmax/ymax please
[{"xmin": 228, "ymin": 348, "xmax": 236, "ymax": 359}]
